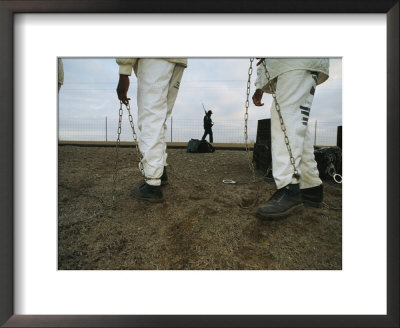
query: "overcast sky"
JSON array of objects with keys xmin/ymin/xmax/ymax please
[{"xmin": 58, "ymin": 58, "xmax": 342, "ymax": 144}]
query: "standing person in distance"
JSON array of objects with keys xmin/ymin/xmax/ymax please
[
  {"xmin": 116, "ymin": 58, "xmax": 187, "ymax": 203},
  {"xmin": 201, "ymin": 110, "xmax": 214, "ymax": 143},
  {"xmin": 252, "ymin": 58, "xmax": 329, "ymax": 220}
]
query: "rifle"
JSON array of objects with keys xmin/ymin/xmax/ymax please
[
  {"xmin": 202, "ymin": 103, "xmax": 207, "ymax": 115},
  {"xmin": 202, "ymin": 103, "xmax": 214, "ymax": 126}
]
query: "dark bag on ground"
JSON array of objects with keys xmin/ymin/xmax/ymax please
[
  {"xmin": 198, "ymin": 140, "xmax": 215, "ymax": 153},
  {"xmin": 314, "ymin": 146, "xmax": 342, "ymax": 180},
  {"xmin": 187, "ymin": 139, "xmax": 201, "ymax": 153},
  {"xmin": 186, "ymin": 139, "xmax": 215, "ymax": 153},
  {"xmin": 253, "ymin": 145, "xmax": 341, "ymax": 181}
]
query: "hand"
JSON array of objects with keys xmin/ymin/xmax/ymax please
[
  {"xmin": 252, "ymin": 89, "xmax": 264, "ymax": 106},
  {"xmin": 256, "ymin": 58, "xmax": 265, "ymax": 66},
  {"xmin": 116, "ymin": 74, "xmax": 131, "ymax": 105}
]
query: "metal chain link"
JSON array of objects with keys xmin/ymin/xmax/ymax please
[
  {"xmin": 111, "ymin": 102, "xmax": 124, "ymax": 208},
  {"xmin": 111, "ymin": 101, "xmax": 146, "ymax": 208},
  {"xmin": 261, "ymin": 59, "xmax": 300, "ymax": 180},
  {"xmin": 244, "ymin": 58, "xmax": 256, "ymax": 182},
  {"xmin": 327, "ymin": 162, "xmax": 342, "ymax": 184},
  {"xmin": 125, "ymin": 102, "xmax": 145, "ymax": 177}
]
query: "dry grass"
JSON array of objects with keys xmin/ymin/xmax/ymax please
[{"xmin": 58, "ymin": 146, "xmax": 342, "ymax": 270}]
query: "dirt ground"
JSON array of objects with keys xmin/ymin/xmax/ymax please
[{"xmin": 58, "ymin": 145, "xmax": 342, "ymax": 270}]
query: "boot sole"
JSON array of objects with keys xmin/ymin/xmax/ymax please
[
  {"xmin": 302, "ymin": 199, "xmax": 322, "ymax": 208},
  {"xmin": 256, "ymin": 203, "xmax": 304, "ymax": 221},
  {"xmin": 130, "ymin": 189, "xmax": 165, "ymax": 203},
  {"xmin": 131, "ymin": 194, "xmax": 165, "ymax": 203}
]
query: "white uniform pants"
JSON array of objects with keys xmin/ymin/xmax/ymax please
[
  {"xmin": 136, "ymin": 59, "xmax": 184, "ymax": 186},
  {"xmin": 271, "ymin": 69, "xmax": 322, "ymax": 189}
]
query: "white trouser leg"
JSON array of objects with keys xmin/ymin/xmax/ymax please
[
  {"xmin": 271, "ymin": 69, "xmax": 321, "ymax": 189},
  {"xmin": 299, "ymin": 122, "xmax": 322, "ymax": 189},
  {"xmin": 161, "ymin": 65, "xmax": 185, "ymax": 166},
  {"xmin": 137, "ymin": 59, "xmax": 179, "ymax": 186}
]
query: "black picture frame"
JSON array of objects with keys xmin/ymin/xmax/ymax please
[{"xmin": 0, "ymin": 1, "xmax": 398, "ymax": 327}]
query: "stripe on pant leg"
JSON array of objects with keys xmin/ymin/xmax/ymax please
[{"xmin": 311, "ymin": 72, "xmax": 318, "ymax": 83}]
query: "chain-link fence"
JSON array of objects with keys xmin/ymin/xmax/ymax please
[{"xmin": 58, "ymin": 117, "xmax": 340, "ymax": 146}]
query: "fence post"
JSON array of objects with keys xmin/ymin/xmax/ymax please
[
  {"xmin": 337, "ymin": 125, "xmax": 342, "ymax": 149},
  {"xmin": 105, "ymin": 116, "xmax": 108, "ymax": 142},
  {"xmin": 314, "ymin": 120, "xmax": 317, "ymax": 146},
  {"xmin": 170, "ymin": 116, "xmax": 173, "ymax": 142}
]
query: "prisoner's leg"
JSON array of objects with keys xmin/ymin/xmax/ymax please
[
  {"xmin": 162, "ymin": 65, "xmax": 185, "ymax": 167},
  {"xmin": 270, "ymin": 69, "xmax": 318, "ymax": 189},
  {"xmin": 137, "ymin": 59, "xmax": 175, "ymax": 186}
]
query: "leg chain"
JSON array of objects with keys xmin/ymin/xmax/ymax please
[
  {"xmin": 111, "ymin": 102, "xmax": 123, "ymax": 208},
  {"xmin": 124, "ymin": 102, "xmax": 145, "ymax": 177},
  {"xmin": 244, "ymin": 58, "xmax": 256, "ymax": 182},
  {"xmin": 111, "ymin": 102, "xmax": 148, "ymax": 208}
]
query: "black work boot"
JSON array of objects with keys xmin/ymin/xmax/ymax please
[
  {"xmin": 161, "ymin": 167, "xmax": 168, "ymax": 186},
  {"xmin": 301, "ymin": 185, "xmax": 323, "ymax": 208},
  {"xmin": 131, "ymin": 183, "xmax": 164, "ymax": 203},
  {"xmin": 256, "ymin": 184, "xmax": 303, "ymax": 220}
]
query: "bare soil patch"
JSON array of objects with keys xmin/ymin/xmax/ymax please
[{"xmin": 58, "ymin": 146, "xmax": 342, "ymax": 270}]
